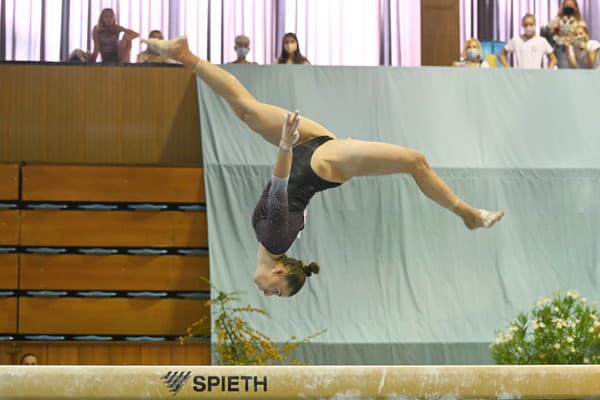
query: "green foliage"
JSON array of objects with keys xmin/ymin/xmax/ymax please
[
  {"xmin": 183, "ymin": 288, "xmax": 324, "ymax": 365},
  {"xmin": 491, "ymin": 290, "xmax": 600, "ymax": 364}
]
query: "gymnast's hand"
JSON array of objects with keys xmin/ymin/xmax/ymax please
[{"xmin": 279, "ymin": 111, "xmax": 300, "ymax": 152}]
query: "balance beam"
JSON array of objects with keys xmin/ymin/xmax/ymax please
[{"xmin": 1, "ymin": 365, "xmax": 599, "ymax": 399}]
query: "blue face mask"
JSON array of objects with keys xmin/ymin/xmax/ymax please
[
  {"xmin": 236, "ymin": 47, "xmax": 249, "ymax": 58},
  {"xmin": 466, "ymin": 48, "xmax": 480, "ymax": 60}
]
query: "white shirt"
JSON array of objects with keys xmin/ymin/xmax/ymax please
[{"xmin": 504, "ymin": 35, "xmax": 554, "ymax": 69}]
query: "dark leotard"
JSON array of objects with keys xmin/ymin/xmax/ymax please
[
  {"xmin": 252, "ymin": 136, "xmax": 341, "ymax": 254},
  {"xmin": 98, "ymin": 28, "xmax": 119, "ymax": 63}
]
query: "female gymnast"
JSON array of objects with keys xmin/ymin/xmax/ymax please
[{"xmin": 143, "ymin": 36, "xmax": 504, "ymax": 298}]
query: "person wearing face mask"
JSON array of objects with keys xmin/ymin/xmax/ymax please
[
  {"xmin": 499, "ymin": 14, "xmax": 557, "ymax": 69},
  {"xmin": 277, "ymin": 33, "xmax": 310, "ymax": 65},
  {"xmin": 229, "ymin": 35, "xmax": 257, "ymax": 64},
  {"xmin": 454, "ymin": 38, "xmax": 490, "ymax": 68},
  {"xmin": 566, "ymin": 26, "xmax": 600, "ymax": 69},
  {"xmin": 544, "ymin": 0, "xmax": 587, "ymax": 68}
]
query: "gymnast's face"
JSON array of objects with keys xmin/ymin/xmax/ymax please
[{"xmin": 254, "ymin": 266, "xmax": 290, "ymax": 297}]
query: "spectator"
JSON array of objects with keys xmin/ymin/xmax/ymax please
[
  {"xmin": 588, "ymin": 39, "xmax": 600, "ymax": 68},
  {"xmin": 20, "ymin": 353, "xmax": 38, "ymax": 366},
  {"xmin": 544, "ymin": 0, "xmax": 587, "ymax": 68},
  {"xmin": 499, "ymin": 14, "xmax": 557, "ymax": 69},
  {"xmin": 454, "ymin": 38, "xmax": 490, "ymax": 68},
  {"xmin": 567, "ymin": 26, "xmax": 600, "ymax": 68},
  {"xmin": 91, "ymin": 8, "xmax": 139, "ymax": 64},
  {"xmin": 277, "ymin": 33, "xmax": 310, "ymax": 65},
  {"xmin": 228, "ymin": 35, "xmax": 257, "ymax": 64},
  {"xmin": 137, "ymin": 30, "xmax": 171, "ymax": 63},
  {"xmin": 68, "ymin": 49, "xmax": 93, "ymax": 63}
]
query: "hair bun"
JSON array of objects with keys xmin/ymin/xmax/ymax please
[{"xmin": 303, "ymin": 262, "xmax": 320, "ymax": 277}]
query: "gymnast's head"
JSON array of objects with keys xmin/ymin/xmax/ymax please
[{"xmin": 254, "ymin": 255, "xmax": 320, "ymax": 298}]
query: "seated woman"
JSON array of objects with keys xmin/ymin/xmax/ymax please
[
  {"xmin": 91, "ymin": 8, "xmax": 139, "ymax": 64},
  {"xmin": 143, "ymin": 36, "xmax": 504, "ymax": 298}
]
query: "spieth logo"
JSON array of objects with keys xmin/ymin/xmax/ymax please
[{"xmin": 161, "ymin": 371, "xmax": 192, "ymax": 396}]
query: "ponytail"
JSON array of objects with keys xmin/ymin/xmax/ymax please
[{"xmin": 302, "ymin": 262, "xmax": 320, "ymax": 277}]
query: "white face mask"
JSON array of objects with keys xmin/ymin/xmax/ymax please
[
  {"xmin": 466, "ymin": 48, "xmax": 480, "ymax": 60},
  {"xmin": 284, "ymin": 42, "xmax": 297, "ymax": 54},
  {"xmin": 236, "ymin": 47, "xmax": 249, "ymax": 58},
  {"xmin": 524, "ymin": 26, "xmax": 536, "ymax": 36}
]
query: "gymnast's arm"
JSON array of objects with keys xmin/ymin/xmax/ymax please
[{"xmin": 265, "ymin": 112, "xmax": 299, "ymax": 230}]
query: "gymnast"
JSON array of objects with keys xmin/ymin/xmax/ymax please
[{"xmin": 143, "ymin": 36, "xmax": 505, "ymax": 298}]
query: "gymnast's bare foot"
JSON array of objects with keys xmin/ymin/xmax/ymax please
[
  {"xmin": 454, "ymin": 202, "xmax": 504, "ymax": 230},
  {"xmin": 141, "ymin": 35, "xmax": 190, "ymax": 61},
  {"xmin": 465, "ymin": 208, "xmax": 504, "ymax": 230}
]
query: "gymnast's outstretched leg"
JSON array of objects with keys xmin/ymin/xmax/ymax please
[
  {"xmin": 312, "ymin": 139, "xmax": 504, "ymax": 229},
  {"xmin": 142, "ymin": 36, "xmax": 333, "ymax": 146}
]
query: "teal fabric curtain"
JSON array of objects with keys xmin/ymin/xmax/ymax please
[{"xmin": 199, "ymin": 65, "xmax": 600, "ymax": 364}]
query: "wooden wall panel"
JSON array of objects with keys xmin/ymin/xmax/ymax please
[
  {"xmin": 20, "ymin": 210, "xmax": 208, "ymax": 247},
  {"xmin": 139, "ymin": 345, "xmax": 173, "ymax": 365},
  {"xmin": 76, "ymin": 342, "xmax": 110, "ymax": 364},
  {"xmin": 7, "ymin": 65, "xmax": 46, "ymax": 161},
  {"xmin": 0, "ymin": 164, "xmax": 19, "ymax": 200},
  {"xmin": 45, "ymin": 66, "xmax": 85, "ymax": 162},
  {"xmin": 82, "ymin": 67, "xmax": 122, "ymax": 163},
  {"xmin": 421, "ymin": 0, "xmax": 460, "ymax": 66},
  {"xmin": 108, "ymin": 345, "xmax": 141, "ymax": 364},
  {"xmin": 0, "ymin": 254, "xmax": 19, "ymax": 289},
  {"xmin": 22, "ymin": 165, "xmax": 205, "ymax": 203},
  {"xmin": 19, "ymin": 298, "xmax": 209, "ymax": 336},
  {"xmin": 20, "ymin": 254, "xmax": 209, "ymax": 291},
  {"xmin": 120, "ymin": 67, "xmax": 159, "ymax": 163},
  {"xmin": 0, "ymin": 64, "xmax": 201, "ymax": 165},
  {"xmin": 45, "ymin": 343, "xmax": 79, "ymax": 365},
  {"xmin": 0, "ymin": 66, "xmax": 12, "ymax": 160},
  {"xmin": 0, "ymin": 341, "xmax": 210, "ymax": 365},
  {"xmin": 0, "ymin": 211, "xmax": 19, "ymax": 245},
  {"xmin": 0, "ymin": 298, "xmax": 17, "ymax": 333},
  {"xmin": 157, "ymin": 70, "xmax": 201, "ymax": 163}
]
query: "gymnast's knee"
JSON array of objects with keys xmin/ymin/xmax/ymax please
[{"xmin": 408, "ymin": 150, "xmax": 431, "ymax": 176}]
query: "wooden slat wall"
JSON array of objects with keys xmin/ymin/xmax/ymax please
[
  {"xmin": 20, "ymin": 254, "xmax": 209, "ymax": 291},
  {"xmin": 0, "ymin": 64, "xmax": 201, "ymax": 164},
  {"xmin": 22, "ymin": 165, "xmax": 205, "ymax": 203},
  {"xmin": 20, "ymin": 210, "xmax": 207, "ymax": 247},
  {"xmin": 0, "ymin": 211, "xmax": 19, "ymax": 245},
  {"xmin": 0, "ymin": 161, "xmax": 211, "ymax": 364},
  {"xmin": 0, "ymin": 341, "xmax": 210, "ymax": 365},
  {"xmin": 0, "ymin": 254, "xmax": 18, "ymax": 289},
  {"xmin": 0, "ymin": 298, "xmax": 17, "ymax": 333},
  {"xmin": 19, "ymin": 298, "xmax": 209, "ymax": 336},
  {"xmin": 0, "ymin": 164, "xmax": 19, "ymax": 200}
]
